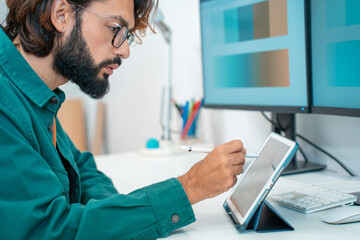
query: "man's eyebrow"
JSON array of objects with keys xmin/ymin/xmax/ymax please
[{"xmin": 107, "ymin": 15, "xmax": 134, "ymax": 30}]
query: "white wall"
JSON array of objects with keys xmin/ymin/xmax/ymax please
[
  {"xmin": 297, "ymin": 114, "xmax": 360, "ymax": 176},
  {"xmin": 1, "ymin": 0, "xmax": 359, "ymax": 176},
  {"xmin": 0, "ymin": 1, "xmax": 7, "ymax": 23}
]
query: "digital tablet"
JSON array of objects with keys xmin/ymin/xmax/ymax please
[{"xmin": 223, "ymin": 132, "xmax": 298, "ymax": 232}]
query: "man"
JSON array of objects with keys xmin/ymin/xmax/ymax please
[{"xmin": 0, "ymin": 0, "xmax": 246, "ymax": 239}]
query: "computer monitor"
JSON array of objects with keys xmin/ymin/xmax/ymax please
[
  {"xmin": 310, "ymin": 0, "xmax": 360, "ymax": 117},
  {"xmin": 200, "ymin": 0, "xmax": 309, "ymax": 113},
  {"xmin": 199, "ymin": 0, "xmax": 325, "ymax": 174}
]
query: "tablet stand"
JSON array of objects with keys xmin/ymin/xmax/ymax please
[{"xmin": 246, "ymin": 200, "xmax": 294, "ymax": 232}]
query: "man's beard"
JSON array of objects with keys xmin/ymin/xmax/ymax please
[{"xmin": 53, "ymin": 17, "xmax": 121, "ymax": 99}]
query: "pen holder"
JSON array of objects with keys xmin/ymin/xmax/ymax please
[
  {"xmin": 174, "ymin": 99, "xmax": 203, "ymax": 140},
  {"xmin": 182, "ymin": 119, "xmax": 198, "ymax": 138}
]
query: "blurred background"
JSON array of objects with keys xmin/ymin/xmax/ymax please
[{"xmin": 1, "ymin": 0, "xmax": 359, "ymax": 175}]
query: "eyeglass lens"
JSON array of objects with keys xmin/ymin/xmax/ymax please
[{"xmin": 113, "ymin": 27, "xmax": 134, "ymax": 47}]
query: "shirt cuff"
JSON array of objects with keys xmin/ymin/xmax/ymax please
[{"xmin": 142, "ymin": 178, "xmax": 196, "ymax": 237}]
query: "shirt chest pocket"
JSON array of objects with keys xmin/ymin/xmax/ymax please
[{"xmin": 50, "ymin": 165, "xmax": 70, "ymax": 202}]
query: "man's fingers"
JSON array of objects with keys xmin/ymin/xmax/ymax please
[
  {"xmin": 232, "ymin": 164, "xmax": 244, "ymax": 176},
  {"xmin": 232, "ymin": 176, "xmax": 238, "ymax": 187},
  {"xmin": 223, "ymin": 140, "xmax": 244, "ymax": 154},
  {"xmin": 229, "ymin": 152, "xmax": 245, "ymax": 166},
  {"xmin": 242, "ymin": 147, "xmax": 247, "ymax": 155}
]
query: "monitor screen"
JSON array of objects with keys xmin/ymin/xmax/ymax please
[
  {"xmin": 310, "ymin": 0, "xmax": 360, "ymax": 117},
  {"xmin": 200, "ymin": 0, "xmax": 309, "ymax": 113}
]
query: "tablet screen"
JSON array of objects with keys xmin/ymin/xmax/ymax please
[{"xmin": 230, "ymin": 137, "xmax": 291, "ymax": 217}]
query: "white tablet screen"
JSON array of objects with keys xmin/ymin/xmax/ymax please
[{"xmin": 230, "ymin": 137, "xmax": 291, "ymax": 217}]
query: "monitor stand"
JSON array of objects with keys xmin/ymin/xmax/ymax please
[{"xmin": 272, "ymin": 113, "xmax": 326, "ymax": 175}]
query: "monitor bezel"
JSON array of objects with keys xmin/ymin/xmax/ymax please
[
  {"xmin": 202, "ymin": 104, "xmax": 310, "ymax": 113},
  {"xmin": 200, "ymin": 0, "xmax": 311, "ymax": 114},
  {"xmin": 311, "ymin": 107, "xmax": 360, "ymax": 117}
]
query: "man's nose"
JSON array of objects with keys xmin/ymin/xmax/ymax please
[{"xmin": 113, "ymin": 40, "xmax": 130, "ymax": 59}]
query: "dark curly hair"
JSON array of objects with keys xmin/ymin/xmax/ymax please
[{"xmin": 1, "ymin": 0, "xmax": 157, "ymax": 57}]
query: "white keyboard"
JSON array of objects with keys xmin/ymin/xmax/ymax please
[{"xmin": 268, "ymin": 178, "xmax": 357, "ymax": 214}]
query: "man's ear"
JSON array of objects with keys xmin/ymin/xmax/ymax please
[{"xmin": 51, "ymin": 0, "xmax": 74, "ymax": 35}]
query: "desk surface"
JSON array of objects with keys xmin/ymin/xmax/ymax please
[{"xmin": 95, "ymin": 151, "xmax": 360, "ymax": 239}]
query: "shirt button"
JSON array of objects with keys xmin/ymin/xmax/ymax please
[
  {"xmin": 171, "ymin": 214, "xmax": 180, "ymax": 224},
  {"xmin": 49, "ymin": 97, "xmax": 59, "ymax": 105},
  {"xmin": 47, "ymin": 124, "xmax": 53, "ymax": 133}
]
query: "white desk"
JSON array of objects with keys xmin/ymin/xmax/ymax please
[{"xmin": 95, "ymin": 152, "xmax": 360, "ymax": 239}]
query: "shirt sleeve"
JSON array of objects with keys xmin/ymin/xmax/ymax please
[{"xmin": 0, "ymin": 105, "xmax": 196, "ymax": 240}]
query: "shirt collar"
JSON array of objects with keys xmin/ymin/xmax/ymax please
[{"xmin": 0, "ymin": 28, "xmax": 64, "ymax": 108}]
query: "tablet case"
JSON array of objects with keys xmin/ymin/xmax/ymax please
[
  {"xmin": 246, "ymin": 200, "xmax": 294, "ymax": 232},
  {"xmin": 224, "ymin": 200, "xmax": 294, "ymax": 233}
]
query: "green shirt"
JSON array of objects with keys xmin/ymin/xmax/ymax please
[{"xmin": 0, "ymin": 28, "xmax": 195, "ymax": 240}]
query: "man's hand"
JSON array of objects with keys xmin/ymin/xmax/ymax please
[{"xmin": 178, "ymin": 140, "xmax": 246, "ymax": 205}]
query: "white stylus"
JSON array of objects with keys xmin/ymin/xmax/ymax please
[{"xmin": 180, "ymin": 145, "xmax": 260, "ymax": 158}]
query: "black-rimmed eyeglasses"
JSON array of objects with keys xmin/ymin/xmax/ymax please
[{"xmin": 74, "ymin": 4, "xmax": 135, "ymax": 48}]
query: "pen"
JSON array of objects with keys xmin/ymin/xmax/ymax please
[
  {"xmin": 180, "ymin": 145, "xmax": 260, "ymax": 158},
  {"xmin": 171, "ymin": 99, "xmax": 183, "ymax": 116}
]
